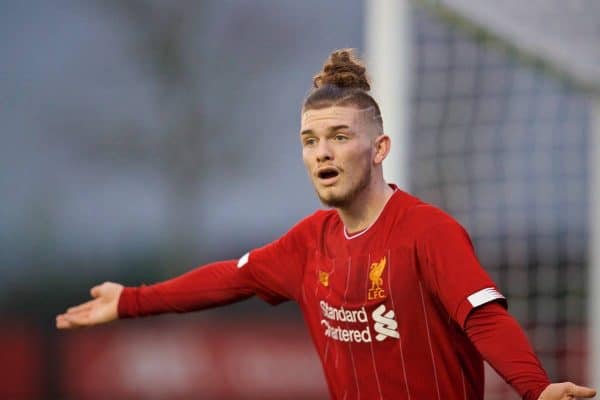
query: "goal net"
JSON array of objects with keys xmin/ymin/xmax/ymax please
[{"xmin": 405, "ymin": 1, "xmax": 600, "ymax": 397}]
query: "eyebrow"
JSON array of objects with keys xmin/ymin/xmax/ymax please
[{"xmin": 300, "ymin": 124, "xmax": 350, "ymax": 136}]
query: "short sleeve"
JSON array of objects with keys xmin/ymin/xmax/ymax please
[
  {"xmin": 416, "ymin": 221, "xmax": 506, "ymax": 327},
  {"xmin": 236, "ymin": 217, "xmax": 312, "ymax": 305}
]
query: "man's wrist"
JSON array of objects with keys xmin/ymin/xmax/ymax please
[{"xmin": 116, "ymin": 286, "xmax": 137, "ymax": 318}]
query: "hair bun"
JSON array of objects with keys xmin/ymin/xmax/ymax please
[{"xmin": 313, "ymin": 48, "xmax": 370, "ymax": 91}]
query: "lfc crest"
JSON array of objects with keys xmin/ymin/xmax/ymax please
[{"xmin": 368, "ymin": 256, "xmax": 387, "ymax": 300}]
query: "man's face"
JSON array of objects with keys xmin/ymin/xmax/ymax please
[{"xmin": 300, "ymin": 106, "xmax": 379, "ymax": 208}]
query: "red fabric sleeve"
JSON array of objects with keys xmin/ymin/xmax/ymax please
[
  {"xmin": 117, "ymin": 214, "xmax": 314, "ymax": 318},
  {"xmin": 417, "ymin": 220, "xmax": 506, "ymax": 327},
  {"xmin": 465, "ymin": 302, "xmax": 550, "ymax": 400},
  {"xmin": 118, "ymin": 260, "xmax": 255, "ymax": 318},
  {"xmin": 237, "ymin": 214, "xmax": 313, "ymax": 304}
]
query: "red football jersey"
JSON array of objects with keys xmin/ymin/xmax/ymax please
[{"xmin": 238, "ymin": 186, "xmax": 506, "ymax": 400}]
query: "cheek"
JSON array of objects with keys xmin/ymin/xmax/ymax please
[
  {"xmin": 343, "ymin": 146, "xmax": 371, "ymax": 169},
  {"xmin": 302, "ymin": 150, "xmax": 313, "ymax": 170}
]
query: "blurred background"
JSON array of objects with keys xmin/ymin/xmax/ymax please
[{"xmin": 1, "ymin": 0, "xmax": 599, "ymax": 399}]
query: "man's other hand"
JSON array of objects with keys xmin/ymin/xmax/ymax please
[{"xmin": 538, "ymin": 382, "xmax": 596, "ymax": 399}]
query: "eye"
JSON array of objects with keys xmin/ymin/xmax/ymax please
[
  {"xmin": 333, "ymin": 134, "xmax": 348, "ymax": 142},
  {"xmin": 303, "ymin": 137, "xmax": 317, "ymax": 147}
]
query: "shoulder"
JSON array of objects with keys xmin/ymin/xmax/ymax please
[
  {"xmin": 401, "ymin": 195, "xmax": 465, "ymax": 238},
  {"xmin": 284, "ymin": 208, "xmax": 337, "ymax": 241},
  {"xmin": 307, "ymin": 208, "xmax": 338, "ymax": 224},
  {"xmin": 399, "ymin": 200, "xmax": 478, "ymax": 261}
]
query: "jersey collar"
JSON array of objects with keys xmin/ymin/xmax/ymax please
[{"xmin": 343, "ymin": 184, "xmax": 400, "ymax": 240}]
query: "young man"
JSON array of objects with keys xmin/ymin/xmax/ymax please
[{"xmin": 57, "ymin": 49, "xmax": 596, "ymax": 400}]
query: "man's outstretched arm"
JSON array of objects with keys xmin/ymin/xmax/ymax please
[
  {"xmin": 56, "ymin": 260, "xmax": 253, "ymax": 329},
  {"xmin": 57, "ymin": 212, "xmax": 312, "ymax": 330},
  {"xmin": 465, "ymin": 302, "xmax": 596, "ymax": 400}
]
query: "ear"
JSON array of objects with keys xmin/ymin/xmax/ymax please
[{"xmin": 373, "ymin": 134, "xmax": 391, "ymax": 165}]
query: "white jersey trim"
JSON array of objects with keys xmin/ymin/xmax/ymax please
[
  {"xmin": 467, "ymin": 287, "xmax": 505, "ymax": 308},
  {"xmin": 237, "ymin": 252, "xmax": 249, "ymax": 268}
]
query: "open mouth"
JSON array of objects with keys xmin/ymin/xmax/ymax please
[{"xmin": 318, "ymin": 167, "xmax": 339, "ymax": 180}]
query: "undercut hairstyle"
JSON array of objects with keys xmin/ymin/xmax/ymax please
[{"xmin": 303, "ymin": 48, "xmax": 383, "ymax": 132}]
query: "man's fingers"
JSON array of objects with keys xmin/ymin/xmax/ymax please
[
  {"xmin": 66, "ymin": 299, "xmax": 96, "ymax": 314},
  {"xmin": 569, "ymin": 383, "xmax": 596, "ymax": 398},
  {"xmin": 90, "ymin": 284, "xmax": 103, "ymax": 298},
  {"xmin": 63, "ymin": 313, "xmax": 92, "ymax": 327},
  {"xmin": 56, "ymin": 314, "xmax": 86, "ymax": 329},
  {"xmin": 56, "ymin": 315, "xmax": 71, "ymax": 329},
  {"xmin": 65, "ymin": 307, "xmax": 95, "ymax": 319}
]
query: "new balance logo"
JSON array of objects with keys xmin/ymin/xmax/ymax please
[{"xmin": 372, "ymin": 304, "xmax": 399, "ymax": 341}]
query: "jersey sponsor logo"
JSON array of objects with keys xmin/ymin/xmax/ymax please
[
  {"xmin": 321, "ymin": 319, "xmax": 372, "ymax": 343},
  {"xmin": 372, "ymin": 304, "xmax": 400, "ymax": 341},
  {"xmin": 368, "ymin": 256, "xmax": 387, "ymax": 300},
  {"xmin": 318, "ymin": 270, "xmax": 329, "ymax": 287},
  {"xmin": 319, "ymin": 300, "xmax": 399, "ymax": 343},
  {"xmin": 320, "ymin": 301, "xmax": 368, "ymax": 323},
  {"xmin": 320, "ymin": 301, "xmax": 370, "ymax": 343}
]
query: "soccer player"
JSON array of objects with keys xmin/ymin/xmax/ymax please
[{"xmin": 57, "ymin": 49, "xmax": 596, "ymax": 400}]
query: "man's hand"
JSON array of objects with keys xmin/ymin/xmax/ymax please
[
  {"xmin": 538, "ymin": 382, "xmax": 596, "ymax": 399},
  {"xmin": 56, "ymin": 282, "xmax": 124, "ymax": 329}
]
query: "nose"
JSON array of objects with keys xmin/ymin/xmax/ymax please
[{"xmin": 316, "ymin": 139, "xmax": 333, "ymax": 163}]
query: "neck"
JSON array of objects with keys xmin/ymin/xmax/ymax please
[{"xmin": 337, "ymin": 180, "xmax": 394, "ymax": 234}]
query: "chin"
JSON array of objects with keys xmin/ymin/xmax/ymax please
[
  {"xmin": 320, "ymin": 196, "xmax": 348, "ymax": 208},
  {"xmin": 316, "ymin": 188, "xmax": 351, "ymax": 208},
  {"xmin": 314, "ymin": 173, "xmax": 371, "ymax": 208}
]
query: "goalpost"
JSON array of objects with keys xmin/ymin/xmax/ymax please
[
  {"xmin": 365, "ymin": 0, "xmax": 411, "ymax": 191},
  {"xmin": 591, "ymin": 98, "xmax": 600, "ymax": 389}
]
